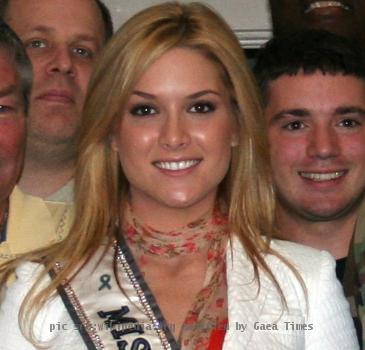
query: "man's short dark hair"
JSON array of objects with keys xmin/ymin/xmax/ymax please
[
  {"xmin": 0, "ymin": 0, "xmax": 113, "ymax": 41},
  {"xmin": 95, "ymin": 0, "xmax": 113, "ymax": 40},
  {"xmin": 254, "ymin": 30, "xmax": 365, "ymax": 104},
  {"xmin": 0, "ymin": 20, "xmax": 32, "ymax": 113}
]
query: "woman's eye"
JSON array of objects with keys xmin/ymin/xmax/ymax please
[
  {"xmin": 26, "ymin": 40, "xmax": 47, "ymax": 49},
  {"xmin": 189, "ymin": 102, "xmax": 216, "ymax": 113},
  {"xmin": 130, "ymin": 105, "xmax": 157, "ymax": 116},
  {"xmin": 283, "ymin": 120, "xmax": 305, "ymax": 131}
]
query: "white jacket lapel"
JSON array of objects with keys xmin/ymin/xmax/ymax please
[{"xmin": 223, "ymin": 237, "xmax": 279, "ymax": 349}]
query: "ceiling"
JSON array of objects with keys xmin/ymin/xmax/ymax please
[{"xmin": 102, "ymin": 0, "xmax": 272, "ymax": 32}]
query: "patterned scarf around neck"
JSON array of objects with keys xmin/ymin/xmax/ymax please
[{"xmin": 122, "ymin": 205, "xmax": 229, "ymax": 349}]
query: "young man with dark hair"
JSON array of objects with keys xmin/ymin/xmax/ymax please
[{"xmin": 255, "ymin": 29, "xmax": 365, "ymax": 347}]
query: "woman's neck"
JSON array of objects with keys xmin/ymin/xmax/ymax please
[{"xmin": 127, "ymin": 193, "xmax": 217, "ymax": 232}]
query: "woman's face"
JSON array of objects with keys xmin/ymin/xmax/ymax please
[{"xmin": 112, "ymin": 48, "xmax": 238, "ymax": 216}]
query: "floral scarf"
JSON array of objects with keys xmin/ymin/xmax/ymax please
[{"xmin": 123, "ymin": 205, "xmax": 229, "ymax": 350}]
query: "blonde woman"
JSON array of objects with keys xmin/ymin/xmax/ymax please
[{"xmin": 0, "ymin": 2, "xmax": 357, "ymax": 349}]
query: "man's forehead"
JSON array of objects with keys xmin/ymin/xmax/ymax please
[
  {"xmin": 0, "ymin": 48, "xmax": 17, "ymax": 84},
  {"xmin": 268, "ymin": 71, "xmax": 365, "ymax": 91},
  {"xmin": 0, "ymin": 51, "xmax": 23, "ymax": 110},
  {"xmin": 4, "ymin": 0, "xmax": 105, "ymax": 42},
  {"xmin": 265, "ymin": 72, "xmax": 365, "ymax": 113}
]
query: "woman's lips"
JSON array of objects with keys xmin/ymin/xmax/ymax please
[{"xmin": 154, "ymin": 159, "xmax": 201, "ymax": 171}]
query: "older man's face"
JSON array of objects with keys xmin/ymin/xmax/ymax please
[
  {"xmin": 269, "ymin": 0, "xmax": 365, "ymax": 39},
  {"xmin": 3, "ymin": 0, "xmax": 105, "ymax": 147},
  {"xmin": 0, "ymin": 48, "xmax": 25, "ymax": 207}
]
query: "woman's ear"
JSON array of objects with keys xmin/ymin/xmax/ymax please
[
  {"xmin": 231, "ymin": 120, "xmax": 240, "ymax": 147},
  {"xmin": 230, "ymin": 106, "xmax": 239, "ymax": 147},
  {"xmin": 231, "ymin": 131, "xmax": 239, "ymax": 147},
  {"xmin": 110, "ymin": 132, "xmax": 119, "ymax": 152},
  {"xmin": 110, "ymin": 121, "xmax": 120, "ymax": 152}
]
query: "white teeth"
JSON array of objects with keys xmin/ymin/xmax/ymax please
[
  {"xmin": 300, "ymin": 171, "xmax": 345, "ymax": 181},
  {"xmin": 305, "ymin": 1, "xmax": 350, "ymax": 13},
  {"xmin": 155, "ymin": 160, "xmax": 199, "ymax": 170}
]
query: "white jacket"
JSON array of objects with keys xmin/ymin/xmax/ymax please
[{"xmin": 0, "ymin": 238, "xmax": 358, "ymax": 349}]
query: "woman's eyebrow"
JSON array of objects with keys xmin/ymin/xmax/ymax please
[{"xmin": 132, "ymin": 90, "xmax": 156, "ymax": 99}]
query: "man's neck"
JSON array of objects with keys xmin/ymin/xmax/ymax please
[
  {"xmin": 18, "ymin": 136, "xmax": 76, "ymax": 198},
  {"xmin": 275, "ymin": 206, "xmax": 357, "ymax": 259},
  {"xmin": 19, "ymin": 157, "xmax": 74, "ymax": 199}
]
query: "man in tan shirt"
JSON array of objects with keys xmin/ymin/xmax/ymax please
[{"xmin": 0, "ymin": 0, "xmax": 113, "ymax": 261}]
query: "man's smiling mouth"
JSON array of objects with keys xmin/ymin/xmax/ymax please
[
  {"xmin": 299, "ymin": 170, "xmax": 346, "ymax": 181},
  {"xmin": 304, "ymin": 1, "xmax": 351, "ymax": 14}
]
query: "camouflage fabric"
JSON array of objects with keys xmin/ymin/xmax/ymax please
[{"xmin": 351, "ymin": 201, "xmax": 365, "ymax": 349}]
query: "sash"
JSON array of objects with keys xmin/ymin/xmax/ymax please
[{"xmin": 53, "ymin": 237, "xmax": 180, "ymax": 350}]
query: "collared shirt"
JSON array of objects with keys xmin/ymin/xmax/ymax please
[{"xmin": 0, "ymin": 183, "xmax": 74, "ymax": 265}]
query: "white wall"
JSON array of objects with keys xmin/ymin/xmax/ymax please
[{"xmin": 102, "ymin": 0, "xmax": 273, "ymax": 48}]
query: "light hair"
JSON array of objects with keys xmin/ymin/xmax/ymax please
[
  {"xmin": 1, "ymin": 2, "xmax": 301, "ymax": 344},
  {"xmin": 0, "ymin": 0, "xmax": 114, "ymax": 41}
]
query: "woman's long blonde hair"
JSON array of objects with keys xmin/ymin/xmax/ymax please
[{"xmin": 3, "ymin": 1, "xmax": 294, "ymax": 343}]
